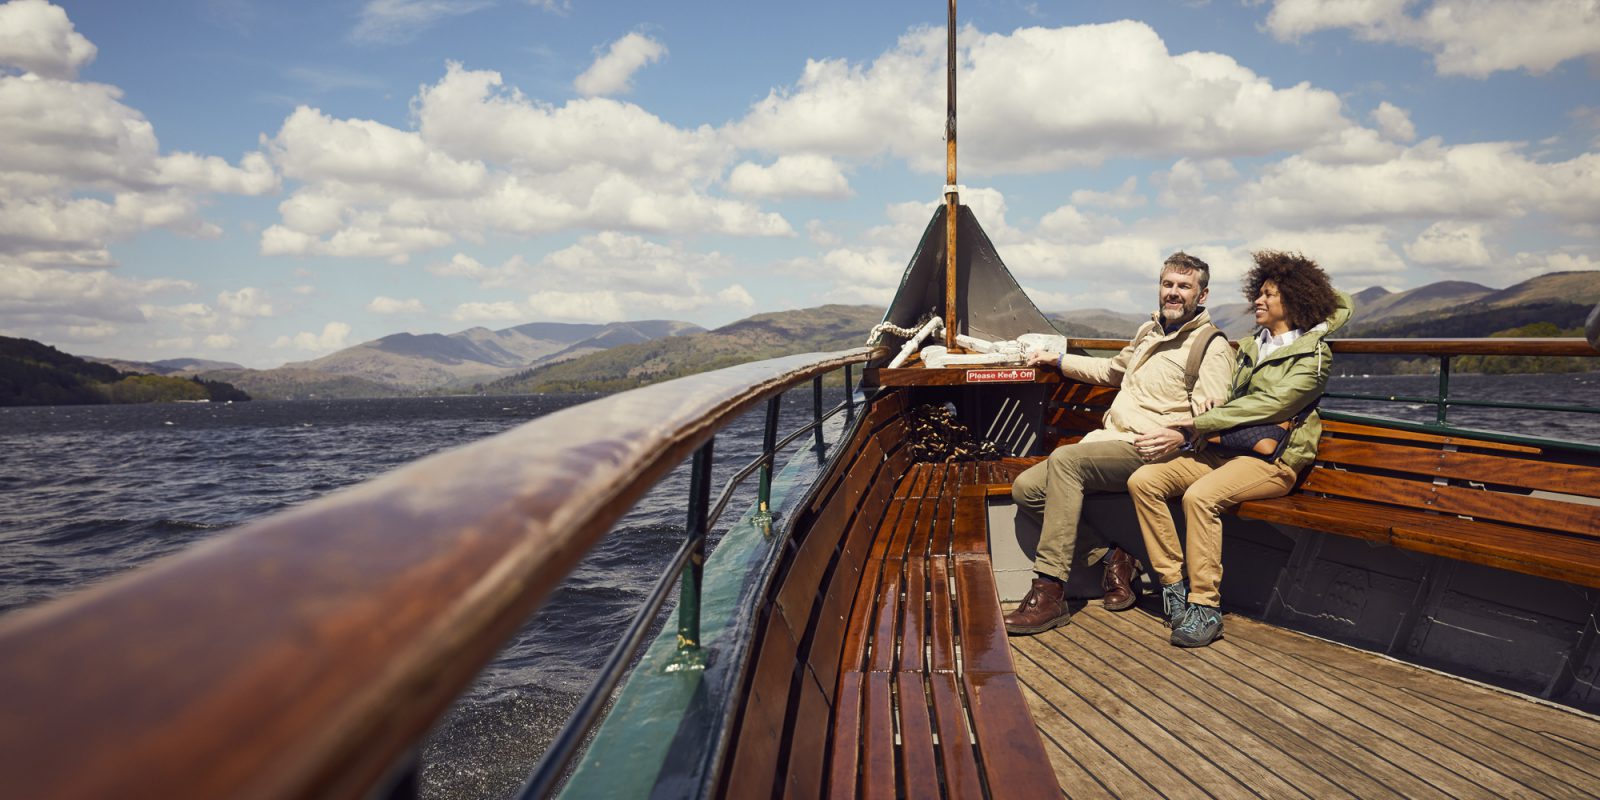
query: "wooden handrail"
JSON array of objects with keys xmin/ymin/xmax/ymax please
[
  {"xmin": 0, "ymin": 347, "xmax": 871, "ymax": 800},
  {"xmin": 1069, "ymin": 336, "xmax": 1600, "ymax": 357}
]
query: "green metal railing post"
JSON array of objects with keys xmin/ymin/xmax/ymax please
[
  {"xmin": 754, "ymin": 396, "xmax": 780, "ymax": 535},
  {"xmin": 844, "ymin": 365, "xmax": 855, "ymax": 410},
  {"xmin": 813, "ymin": 376, "xmax": 825, "ymax": 451},
  {"xmin": 1437, "ymin": 356, "xmax": 1451, "ymax": 425},
  {"xmin": 670, "ymin": 439, "xmax": 713, "ymax": 670}
]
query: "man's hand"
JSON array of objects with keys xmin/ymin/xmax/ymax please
[
  {"xmin": 1192, "ymin": 395, "xmax": 1218, "ymax": 414},
  {"xmin": 1026, "ymin": 349, "xmax": 1061, "ymax": 368},
  {"xmin": 1134, "ymin": 424, "xmax": 1189, "ymax": 462}
]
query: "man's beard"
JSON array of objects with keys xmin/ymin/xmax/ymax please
[{"xmin": 1160, "ymin": 298, "xmax": 1196, "ymax": 323}]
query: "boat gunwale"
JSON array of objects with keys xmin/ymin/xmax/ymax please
[{"xmin": 0, "ymin": 346, "xmax": 871, "ymax": 800}]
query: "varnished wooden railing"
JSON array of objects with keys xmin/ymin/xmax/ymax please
[
  {"xmin": 0, "ymin": 348, "xmax": 871, "ymax": 800},
  {"xmin": 1069, "ymin": 336, "xmax": 1600, "ymax": 357}
]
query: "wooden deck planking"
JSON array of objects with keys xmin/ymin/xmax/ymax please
[{"xmin": 1014, "ymin": 604, "xmax": 1600, "ymax": 799}]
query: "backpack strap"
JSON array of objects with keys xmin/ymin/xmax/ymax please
[{"xmin": 1183, "ymin": 323, "xmax": 1227, "ymax": 401}]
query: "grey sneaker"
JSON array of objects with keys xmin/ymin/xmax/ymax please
[
  {"xmin": 1172, "ymin": 604, "xmax": 1223, "ymax": 648},
  {"xmin": 1160, "ymin": 579, "xmax": 1189, "ymax": 629}
]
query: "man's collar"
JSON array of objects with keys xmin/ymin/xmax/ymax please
[{"xmin": 1160, "ymin": 306, "xmax": 1207, "ymax": 335}]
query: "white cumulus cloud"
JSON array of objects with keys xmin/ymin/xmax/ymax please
[
  {"xmin": 1405, "ymin": 221, "xmax": 1492, "ymax": 266},
  {"xmin": 274, "ymin": 321, "xmax": 352, "ymax": 352},
  {"xmin": 574, "ymin": 32, "xmax": 667, "ymax": 97},
  {"xmin": 219, "ymin": 287, "xmax": 274, "ymax": 318},
  {"xmin": 727, "ymin": 154, "xmax": 853, "ymax": 199},
  {"xmin": 1370, "ymin": 101, "xmax": 1417, "ymax": 143},
  {"xmin": 730, "ymin": 21, "xmax": 1354, "ymax": 175},
  {"xmin": 0, "ymin": 0, "xmax": 96, "ymax": 79},
  {"xmin": 1262, "ymin": 0, "xmax": 1600, "ymax": 77},
  {"xmin": 368, "ymin": 295, "xmax": 425, "ymax": 314}
]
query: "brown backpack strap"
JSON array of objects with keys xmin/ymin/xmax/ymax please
[{"xmin": 1183, "ymin": 324, "xmax": 1227, "ymax": 401}]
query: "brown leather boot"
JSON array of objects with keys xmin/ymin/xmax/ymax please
[
  {"xmin": 1101, "ymin": 547, "xmax": 1139, "ymax": 612},
  {"xmin": 1005, "ymin": 575, "xmax": 1071, "ymax": 635}
]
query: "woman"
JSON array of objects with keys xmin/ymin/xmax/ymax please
[{"xmin": 1126, "ymin": 250, "xmax": 1351, "ymax": 648}]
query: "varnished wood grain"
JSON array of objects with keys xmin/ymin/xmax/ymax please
[
  {"xmin": 0, "ymin": 347, "xmax": 872, "ymax": 800},
  {"xmin": 1321, "ymin": 418, "xmax": 1542, "ymax": 453},
  {"xmin": 1301, "ymin": 467, "xmax": 1600, "ymax": 538},
  {"xmin": 895, "ymin": 672, "xmax": 941, "ymax": 799},
  {"xmin": 859, "ymin": 673, "xmax": 896, "ymax": 799},
  {"xmin": 782, "ymin": 674, "xmax": 831, "ymax": 800},
  {"xmin": 1069, "ymin": 336, "xmax": 1600, "ymax": 357},
  {"xmin": 1314, "ymin": 437, "xmax": 1600, "ymax": 498},
  {"xmin": 954, "ymin": 556, "xmax": 1012, "ymax": 676},
  {"xmin": 828, "ymin": 672, "xmax": 864, "ymax": 799},
  {"xmin": 929, "ymin": 671, "xmax": 985, "ymax": 797},
  {"xmin": 964, "ymin": 672, "xmax": 1068, "ymax": 800}
]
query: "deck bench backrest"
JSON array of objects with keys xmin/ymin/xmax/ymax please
[{"xmin": 722, "ymin": 392, "xmax": 1056, "ymax": 798}]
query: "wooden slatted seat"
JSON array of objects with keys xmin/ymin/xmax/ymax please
[
  {"xmin": 1237, "ymin": 418, "xmax": 1600, "ymax": 588},
  {"xmin": 829, "ymin": 461, "xmax": 1057, "ymax": 799},
  {"xmin": 722, "ymin": 395, "xmax": 1056, "ymax": 798}
]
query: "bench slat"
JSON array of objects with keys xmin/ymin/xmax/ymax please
[
  {"xmin": 896, "ymin": 672, "xmax": 941, "ymax": 799},
  {"xmin": 963, "ymin": 672, "xmax": 1064, "ymax": 800},
  {"xmin": 859, "ymin": 672, "xmax": 895, "ymax": 799},
  {"xmin": 1235, "ymin": 495, "xmax": 1391, "ymax": 541},
  {"xmin": 828, "ymin": 672, "xmax": 863, "ymax": 798},
  {"xmin": 1315, "ymin": 437, "xmax": 1600, "ymax": 498},
  {"xmin": 953, "ymin": 488, "xmax": 990, "ymax": 554},
  {"xmin": 900, "ymin": 558, "xmax": 927, "ymax": 673},
  {"xmin": 777, "ymin": 438, "xmax": 887, "ymax": 632},
  {"xmin": 929, "ymin": 556, "xmax": 957, "ymax": 672},
  {"xmin": 1391, "ymin": 516, "xmax": 1600, "ymax": 588},
  {"xmin": 783, "ymin": 674, "xmax": 830, "ymax": 800},
  {"xmin": 955, "ymin": 556, "xmax": 1013, "ymax": 676},
  {"xmin": 1301, "ymin": 467, "xmax": 1600, "ymax": 539},
  {"xmin": 867, "ymin": 561, "xmax": 902, "ymax": 673},
  {"xmin": 1322, "ymin": 418, "xmax": 1542, "ymax": 453},
  {"xmin": 930, "ymin": 671, "xmax": 985, "ymax": 797}
]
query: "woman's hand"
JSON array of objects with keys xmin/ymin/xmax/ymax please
[
  {"xmin": 1134, "ymin": 427, "xmax": 1188, "ymax": 462},
  {"xmin": 1192, "ymin": 394, "xmax": 1218, "ymax": 414}
]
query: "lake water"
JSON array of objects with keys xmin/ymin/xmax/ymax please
[{"xmin": 1, "ymin": 371, "xmax": 1596, "ymax": 797}]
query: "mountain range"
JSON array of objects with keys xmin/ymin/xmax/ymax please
[
  {"xmin": 1070, "ymin": 271, "xmax": 1600, "ymax": 340},
  {"xmin": 56, "ymin": 270, "xmax": 1600, "ymax": 399}
]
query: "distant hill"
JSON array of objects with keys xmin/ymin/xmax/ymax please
[
  {"xmin": 273, "ymin": 318, "xmax": 704, "ymax": 390},
  {"xmin": 1048, "ymin": 308, "xmax": 1145, "ymax": 338},
  {"xmin": 1344, "ymin": 271, "xmax": 1600, "ymax": 338},
  {"xmin": 2, "ymin": 336, "xmax": 249, "ymax": 406},
  {"xmin": 486, "ymin": 305, "xmax": 882, "ymax": 393},
  {"xmin": 199, "ymin": 367, "xmax": 403, "ymax": 401},
  {"xmin": 87, "ymin": 356, "xmax": 244, "ymax": 375}
]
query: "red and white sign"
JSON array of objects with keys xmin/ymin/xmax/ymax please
[{"xmin": 965, "ymin": 368, "xmax": 1035, "ymax": 384}]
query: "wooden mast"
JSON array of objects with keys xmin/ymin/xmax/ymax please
[{"xmin": 943, "ymin": 0, "xmax": 958, "ymax": 349}]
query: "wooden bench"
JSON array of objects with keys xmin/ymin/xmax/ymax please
[
  {"xmin": 722, "ymin": 393, "xmax": 1057, "ymax": 798},
  {"xmin": 1022, "ymin": 380, "xmax": 1600, "ymax": 590},
  {"xmin": 1238, "ymin": 418, "xmax": 1600, "ymax": 588}
]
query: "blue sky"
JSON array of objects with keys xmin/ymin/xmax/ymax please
[{"xmin": 1, "ymin": 0, "xmax": 1596, "ymax": 368}]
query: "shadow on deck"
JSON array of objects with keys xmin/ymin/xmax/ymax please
[{"xmin": 1013, "ymin": 604, "xmax": 1600, "ymax": 798}]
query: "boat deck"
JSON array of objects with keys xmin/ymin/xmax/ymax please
[{"xmin": 1012, "ymin": 603, "xmax": 1600, "ymax": 799}]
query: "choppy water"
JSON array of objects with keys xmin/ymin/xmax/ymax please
[{"xmin": 1, "ymin": 372, "xmax": 1595, "ymax": 797}]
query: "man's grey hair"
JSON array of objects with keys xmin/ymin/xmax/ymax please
[{"xmin": 1161, "ymin": 251, "xmax": 1211, "ymax": 290}]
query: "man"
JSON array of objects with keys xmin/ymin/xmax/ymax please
[{"xmin": 1005, "ymin": 252, "xmax": 1234, "ymax": 635}]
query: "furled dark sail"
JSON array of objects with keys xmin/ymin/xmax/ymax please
[{"xmin": 870, "ymin": 203, "xmax": 1055, "ymax": 367}]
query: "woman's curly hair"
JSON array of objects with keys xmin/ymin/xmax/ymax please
[{"xmin": 1243, "ymin": 250, "xmax": 1338, "ymax": 332}]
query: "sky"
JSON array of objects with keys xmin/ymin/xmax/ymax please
[{"xmin": 0, "ymin": 0, "xmax": 1596, "ymax": 368}]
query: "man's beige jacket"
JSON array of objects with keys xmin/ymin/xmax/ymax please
[{"xmin": 1061, "ymin": 309, "xmax": 1233, "ymax": 445}]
